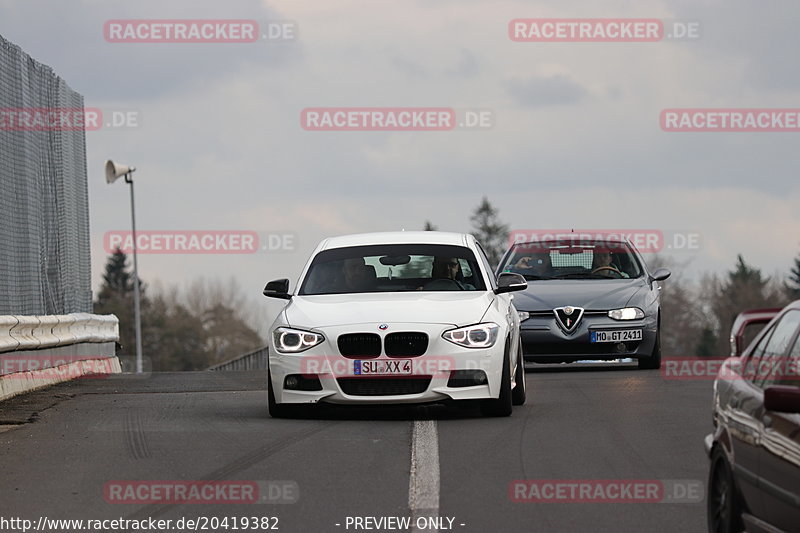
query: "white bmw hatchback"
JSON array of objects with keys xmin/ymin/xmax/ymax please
[{"xmin": 263, "ymin": 231, "xmax": 528, "ymax": 418}]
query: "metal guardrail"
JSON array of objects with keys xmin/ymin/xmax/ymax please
[
  {"xmin": 0, "ymin": 313, "xmax": 120, "ymax": 400},
  {"xmin": 0, "ymin": 313, "xmax": 119, "ymax": 353},
  {"xmin": 208, "ymin": 345, "xmax": 268, "ymax": 371}
]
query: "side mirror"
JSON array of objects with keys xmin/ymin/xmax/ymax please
[
  {"xmin": 495, "ymin": 272, "xmax": 528, "ymax": 294},
  {"xmin": 651, "ymin": 268, "xmax": 671, "ymax": 282},
  {"xmin": 764, "ymin": 385, "xmax": 800, "ymax": 413},
  {"xmin": 263, "ymin": 278, "xmax": 292, "ymax": 300}
]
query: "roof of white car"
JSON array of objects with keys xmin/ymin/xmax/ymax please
[{"xmin": 318, "ymin": 231, "xmax": 472, "ymax": 250}]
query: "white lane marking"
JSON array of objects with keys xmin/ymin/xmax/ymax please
[{"xmin": 409, "ymin": 419, "xmax": 440, "ymax": 532}]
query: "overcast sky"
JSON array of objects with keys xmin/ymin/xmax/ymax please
[{"xmin": 2, "ymin": 0, "xmax": 799, "ymax": 309}]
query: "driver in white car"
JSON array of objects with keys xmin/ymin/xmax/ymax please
[{"xmin": 430, "ymin": 257, "xmax": 474, "ymax": 290}]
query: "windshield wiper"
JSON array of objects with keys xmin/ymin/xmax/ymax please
[{"xmin": 553, "ymin": 272, "xmax": 606, "ymax": 279}]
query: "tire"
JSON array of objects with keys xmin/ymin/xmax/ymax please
[
  {"xmin": 268, "ymin": 368, "xmax": 298, "ymax": 418},
  {"xmin": 511, "ymin": 342, "xmax": 526, "ymax": 406},
  {"xmin": 638, "ymin": 317, "xmax": 662, "ymax": 370},
  {"xmin": 707, "ymin": 447, "xmax": 744, "ymax": 533},
  {"xmin": 482, "ymin": 341, "xmax": 513, "ymax": 417}
]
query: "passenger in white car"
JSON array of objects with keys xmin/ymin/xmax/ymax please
[{"xmin": 341, "ymin": 257, "xmax": 376, "ymax": 292}]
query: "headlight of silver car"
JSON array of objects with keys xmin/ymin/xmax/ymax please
[
  {"xmin": 608, "ymin": 307, "xmax": 645, "ymax": 320},
  {"xmin": 443, "ymin": 323, "xmax": 500, "ymax": 348},
  {"xmin": 272, "ymin": 327, "xmax": 325, "ymax": 353}
]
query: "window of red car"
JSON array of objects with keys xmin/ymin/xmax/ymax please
[
  {"xmin": 776, "ymin": 325, "xmax": 800, "ymax": 387},
  {"xmin": 749, "ymin": 310, "xmax": 800, "ymax": 388}
]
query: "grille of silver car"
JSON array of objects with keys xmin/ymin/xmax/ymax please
[{"xmin": 524, "ymin": 342, "xmax": 640, "ymax": 356}]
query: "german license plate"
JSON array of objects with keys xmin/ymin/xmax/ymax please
[
  {"xmin": 590, "ymin": 330, "xmax": 643, "ymax": 343},
  {"xmin": 353, "ymin": 359, "xmax": 413, "ymax": 375}
]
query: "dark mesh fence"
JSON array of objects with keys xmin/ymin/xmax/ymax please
[{"xmin": 0, "ymin": 34, "xmax": 91, "ymax": 315}]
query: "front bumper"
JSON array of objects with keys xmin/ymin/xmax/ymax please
[
  {"xmin": 703, "ymin": 433, "xmax": 714, "ymax": 457},
  {"xmin": 519, "ymin": 312, "xmax": 657, "ymax": 362},
  {"xmin": 269, "ymin": 322, "xmax": 506, "ymax": 405}
]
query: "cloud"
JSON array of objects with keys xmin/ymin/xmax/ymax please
[
  {"xmin": 1, "ymin": 0, "xmax": 796, "ymax": 298},
  {"xmin": 666, "ymin": 0, "xmax": 800, "ymax": 93},
  {"xmin": 446, "ymin": 49, "xmax": 480, "ymax": 78},
  {"xmin": 0, "ymin": 0, "xmax": 301, "ymax": 101},
  {"xmin": 504, "ymin": 74, "xmax": 589, "ymax": 107}
]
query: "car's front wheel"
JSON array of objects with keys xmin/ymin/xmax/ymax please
[
  {"xmin": 268, "ymin": 368, "xmax": 303, "ymax": 418},
  {"xmin": 482, "ymin": 341, "xmax": 513, "ymax": 417},
  {"xmin": 638, "ymin": 316, "xmax": 662, "ymax": 370},
  {"xmin": 511, "ymin": 342, "xmax": 526, "ymax": 406},
  {"xmin": 707, "ymin": 447, "xmax": 744, "ymax": 533}
]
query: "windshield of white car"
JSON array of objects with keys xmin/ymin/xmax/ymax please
[
  {"xmin": 499, "ymin": 240, "xmax": 644, "ymax": 280},
  {"xmin": 299, "ymin": 244, "xmax": 487, "ymax": 294}
]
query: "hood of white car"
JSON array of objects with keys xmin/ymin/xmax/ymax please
[{"xmin": 284, "ymin": 291, "xmax": 495, "ymax": 328}]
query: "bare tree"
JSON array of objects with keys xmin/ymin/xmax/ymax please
[
  {"xmin": 645, "ymin": 254, "xmax": 706, "ymax": 357},
  {"xmin": 786, "ymin": 247, "xmax": 800, "ymax": 300}
]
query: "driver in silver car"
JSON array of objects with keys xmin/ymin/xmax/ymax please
[{"xmin": 591, "ymin": 251, "xmax": 628, "ymax": 278}]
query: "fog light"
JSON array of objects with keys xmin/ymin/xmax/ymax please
[
  {"xmin": 615, "ymin": 342, "xmax": 627, "ymax": 353},
  {"xmin": 283, "ymin": 374, "xmax": 323, "ymax": 391},
  {"xmin": 447, "ymin": 370, "xmax": 488, "ymax": 387}
]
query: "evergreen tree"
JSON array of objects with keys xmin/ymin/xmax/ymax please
[
  {"xmin": 470, "ymin": 196, "xmax": 509, "ymax": 267},
  {"xmin": 706, "ymin": 254, "xmax": 783, "ymax": 356},
  {"xmin": 94, "ymin": 248, "xmax": 141, "ymax": 356},
  {"xmin": 96, "ymin": 248, "xmax": 134, "ymax": 305}
]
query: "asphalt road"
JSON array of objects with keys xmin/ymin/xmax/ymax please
[{"xmin": 0, "ymin": 364, "xmax": 712, "ymax": 533}]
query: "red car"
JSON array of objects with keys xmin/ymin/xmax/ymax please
[
  {"xmin": 706, "ymin": 300, "xmax": 800, "ymax": 533},
  {"xmin": 729, "ymin": 307, "xmax": 782, "ymax": 357}
]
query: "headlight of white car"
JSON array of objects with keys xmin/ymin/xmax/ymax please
[
  {"xmin": 608, "ymin": 307, "xmax": 645, "ymax": 320},
  {"xmin": 443, "ymin": 322, "xmax": 499, "ymax": 348},
  {"xmin": 272, "ymin": 327, "xmax": 325, "ymax": 353}
]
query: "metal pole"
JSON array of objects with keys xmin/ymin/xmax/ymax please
[{"xmin": 126, "ymin": 174, "xmax": 143, "ymax": 374}]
